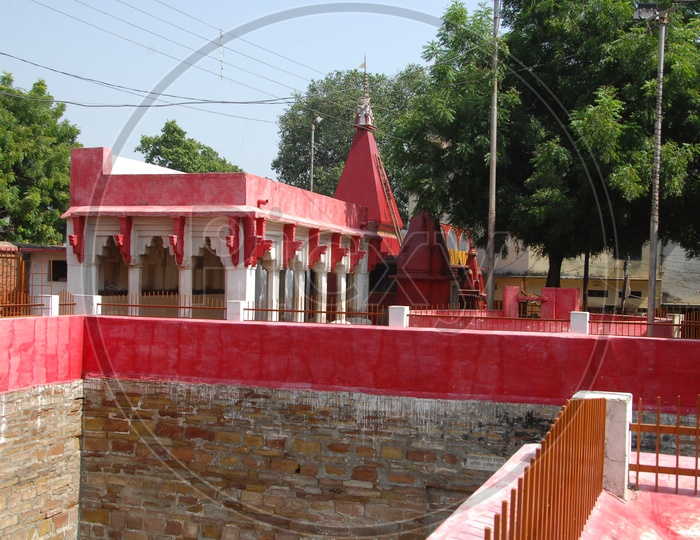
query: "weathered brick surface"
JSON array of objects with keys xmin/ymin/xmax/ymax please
[
  {"xmin": 0, "ymin": 381, "xmax": 83, "ymax": 539},
  {"xmin": 80, "ymin": 378, "xmax": 559, "ymax": 538}
]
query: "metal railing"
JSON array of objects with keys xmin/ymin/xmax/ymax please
[
  {"xmin": 0, "ymin": 291, "xmax": 41, "ymax": 317},
  {"xmin": 408, "ymin": 306, "xmax": 569, "ymax": 333},
  {"xmin": 589, "ymin": 314, "xmax": 683, "ymax": 338},
  {"xmin": 484, "ymin": 398, "xmax": 606, "ymax": 540},
  {"xmin": 630, "ymin": 395, "xmax": 700, "ymax": 494},
  {"xmin": 244, "ymin": 302, "xmax": 387, "ymax": 326},
  {"xmin": 405, "ymin": 304, "xmax": 700, "ymax": 338},
  {"xmin": 99, "ymin": 293, "xmax": 225, "ymax": 320},
  {"xmin": 59, "ymin": 290, "xmax": 75, "ymax": 315}
]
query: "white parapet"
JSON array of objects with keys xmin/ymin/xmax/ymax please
[
  {"xmin": 37, "ymin": 295, "xmax": 60, "ymax": 317},
  {"xmin": 227, "ymin": 300, "xmax": 247, "ymax": 322},
  {"xmin": 570, "ymin": 310, "xmax": 590, "ymax": 335},
  {"xmin": 73, "ymin": 294, "xmax": 102, "ymax": 316},
  {"xmin": 573, "ymin": 390, "xmax": 633, "ymax": 500},
  {"xmin": 388, "ymin": 305, "xmax": 409, "ymax": 328}
]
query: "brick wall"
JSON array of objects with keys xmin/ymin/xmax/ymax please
[
  {"xmin": 80, "ymin": 378, "xmax": 559, "ymax": 539},
  {"xmin": 0, "ymin": 381, "xmax": 83, "ymax": 539}
]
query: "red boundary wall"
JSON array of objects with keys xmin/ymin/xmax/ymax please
[
  {"xmin": 0, "ymin": 316, "xmax": 83, "ymax": 392},
  {"xmin": 2, "ymin": 315, "xmax": 700, "ymax": 412},
  {"xmin": 81, "ymin": 317, "xmax": 700, "ymax": 411}
]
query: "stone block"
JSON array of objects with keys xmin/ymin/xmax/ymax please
[
  {"xmin": 291, "ymin": 438, "xmax": 322, "ymax": 455},
  {"xmin": 327, "ymin": 442, "xmax": 350, "ymax": 453},
  {"xmin": 216, "ymin": 431, "xmax": 241, "ymax": 444},
  {"xmin": 406, "ymin": 449, "xmax": 438, "ymax": 462},
  {"xmin": 352, "ymin": 466, "xmax": 378, "ymax": 483},
  {"xmin": 380, "ymin": 446, "xmax": 403, "ymax": 460},
  {"xmin": 243, "ymin": 433, "xmax": 264, "ymax": 448}
]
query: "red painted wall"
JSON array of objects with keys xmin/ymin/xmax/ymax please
[
  {"xmin": 81, "ymin": 317, "xmax": 700, "ymax": 412},
  {"xmin": 68, "ymin": 147, "xmax": 368, "ymax": 230},
  {"xmin": 0, "ymin": 316, "xmax": 84, "ymax": 392},
  {"xmin": 3, "ymin": 315, "xmax": 699, "ymax": 413}
]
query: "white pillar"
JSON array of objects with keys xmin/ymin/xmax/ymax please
[
  {"xmin": 352, "ymin": 269, "xmax": 369, "ymax": 313},
  {"xmin": 179, "ymin": 264, "xmax": 193, "ymax": 318},
  {"xmin": 225, "ymin": 265, "xmax": 256, "ymax": 304},
  {"xmin": 314, "ymin": 266, "xmax": 328, "ymax": 324},
  {"xmin": 573, "ymin": 391, "xmax": 633, "ymax": 501},
  {"xmin": 570, "ymin": 311, "xmax": 590, "ymax": 335},
  {"xmin": 74, "ymin": 294, "xmax": 102, "ymax": 315},
  {"xmin": 292, "ymin": 263, "xmax": 306, "ymax": 323},
  {"xmin": 389, "ymin": 305, "xmax": 410, "ymax": 328},
  {"xmin": 84, "ymin": 263, "xmax": 99, "ymax": 296},
  {"xmin": 265, "ymin": 263, "xmax": 280, "ymax": 322},
  {"xmin": 127, "ymin": 265, "xmax": 142, "ymax": 317},
  {"xmin": 335, "ymin": 265, "xmax": 347, "ymax": 323},
  {"xmin": 37, "ymin": 295, "xmax": 60, "ymax": 317}
]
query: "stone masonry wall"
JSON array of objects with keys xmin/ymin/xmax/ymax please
[
  {"xmin": 80, "ymin": 378, "xmax": 559, "ymax": 540},
  {"xmin": 0, "ymin": 380, "xmax": 83, "ymax": 539}
]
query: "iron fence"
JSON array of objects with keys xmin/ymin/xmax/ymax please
[
  {"xmin": 484, "ymin": 398, "xmax": 606, "ymax": 540},
  {"xmin": 408, "ymin": 307, "xmax": 570, "ymax": 333},
  {"xmin": 0, "ymin": 291, "xmax": 41, "ymax": 318},
  {"xmin": 630, "ymin": 396, "xmax": 700, "ymax": 495},
  {"xmin": 244, "ymin": 302, "xmax": 387, "ymax": 326},
  {"xmin": 99, "ymin": 293, "xmax": 225, "ymax": 320}
]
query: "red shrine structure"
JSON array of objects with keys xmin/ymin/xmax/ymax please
[{"xmin": 63, "ymin": 89, "xmax": 481, "ymax": 314}]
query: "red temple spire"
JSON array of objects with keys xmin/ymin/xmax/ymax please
[{"xmin": 334, "ymin": 72, "xmax": 403, "ymax": 256}]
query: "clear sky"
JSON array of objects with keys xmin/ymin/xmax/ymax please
[{"xmin": 2, "ymin": 0, "xmax": 482, "ymax": 180}]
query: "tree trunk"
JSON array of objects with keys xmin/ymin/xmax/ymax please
[{"xmin": 546, "ymin": 252, "xmax": 564, "ymax": 288}]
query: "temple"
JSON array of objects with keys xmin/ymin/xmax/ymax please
[{"xmin": 61, "ymin": 89, "xmax": 420, "ymax": 319}]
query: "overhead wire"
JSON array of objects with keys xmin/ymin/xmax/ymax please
[
  {"xmin": 113, "ymin": 0, "xmax": 313, "ymax": 84},
  {"xmin": 152, "ymin": 0, "xmax": 327, "ymax": 76},
  {"xmin": 30, "ymin": 0, "xmax": 286, "ymax": 100},
  {"xmin": 0, "ymin": 52, "xmax": 292, "ymax": 123},
  {"xmin": 0, "ymin": 50, "xmax": 294, "ymax": 105},
  {"xmin": 69, "ymin": 0, "xmax": 301, "ymax": 93},
  {"xmin": 0, "ymin": 88, "xmax": 283, "ymax": 123}
]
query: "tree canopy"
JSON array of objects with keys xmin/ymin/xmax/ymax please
[
  {"xmin": 271, "ymin": 67, "xmax": 427, "ymax": 219},
  {"xmin": 390, "ymin": 4, "xmax": 520, "ymax": 240},
  {"xmin": 135, "ymin": 119, "xmax": 242, "ymax": 173},
  {"xmin": 502, "ymin": 0, "xmax": 700, "ymax": 285},
  {"xmin": 0, "ymin": 73, "xmax": 80, "ymax": 245},
  {"xmin": 390, "ymin": 0, "xmax": 700, "ymax": 286}
]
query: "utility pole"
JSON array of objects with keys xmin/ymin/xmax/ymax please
[
  {"xmin": 486, "ymin": 0, "xmax": 500, "ymax": 309},
  {"xmin": 633, "ymin": 1, "xmax": 694, "ymax": 331},
  {"xmin": 647, "ymin": 11, "xmax": 665, "ymax": 329},
  {"xmin": 310, "ymin": 122, "xmax": 316, "ymax": 193},
  {"xmin": 309, "ymin": 116, "xmax": 322, "ymax": 193}
]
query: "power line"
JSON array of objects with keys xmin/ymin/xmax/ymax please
[
  {"xmin": 0, "ymin": 49, "xmax": 294, "ymax": 105},
  {"xmin": 70, "ymin": 0, "xmax": 301, "ymax": 93},
  {"xmin": 152, "ymin": 0, "xmax": 326, "ymax": 77},
  {"xmin": 0, "ymin": 88, "xmax": 285, "ymax": 123},
  {"xmin": 113, "ymin": 0, "xmax": 313, "ymax": 84},
  {"xmin": 30, "ymin": 0, "xmax": 286, "ymax": 100}
]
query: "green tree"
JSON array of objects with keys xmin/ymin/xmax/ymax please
[
  {"xmin": 271, "ymin": 67, "xmax": 427, "ymax": 219},
  {"xmin": 395, "ymin": 0, "xmax": 700, "ymax": 286},
  {"xmin": 0, "ymin": 73, "xmax": 80, "ymax": 245},
  {"xmin": 502, "ymin": 0, "xmax": 700, "ymax": 285},
  {"xmin": 136, "ymin": 119, "xmax": 242, "ymax": 173},
  {"xmin": 391, "ymin": 3, "xmax": 520, "ymax": 240}
]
